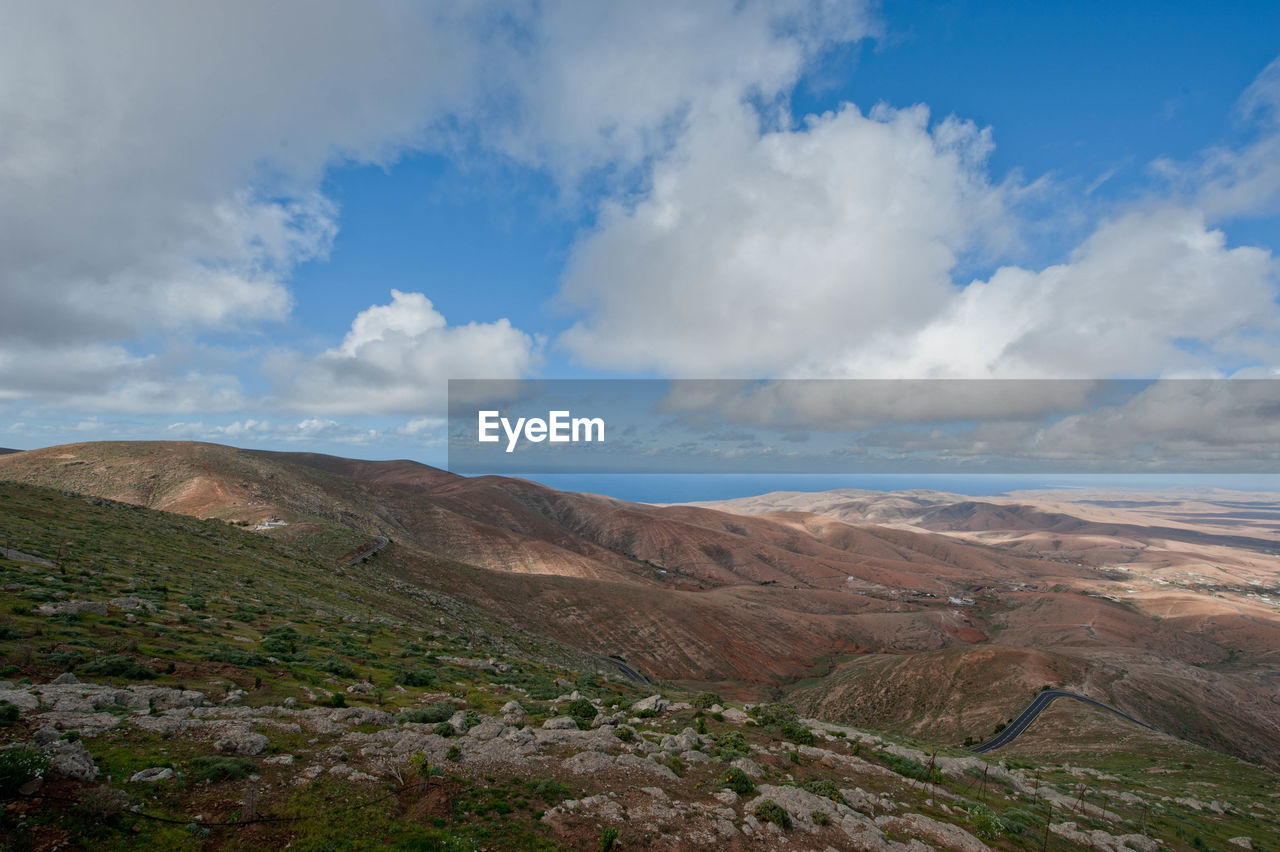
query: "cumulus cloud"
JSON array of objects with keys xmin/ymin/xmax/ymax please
[
  {"xmin": 559, "ymin": 56, "xmax": 1280, "ymax": 381},
  {"xmin": 844, "ymin": 207, "xmax": 1278, "ymax": 378},
  {"xmin": 0, "ymin": 0, "xmax": 877, "ymax": 416},
  {"xmin": 270, "ymin": 290, "xmax": 540, "ymax": 415},
  {"xmin": 559, "ymin": 101, "xmax": 1014, "ymax": 375},
  {"xmin": 488, "ymin": 0, "xmax": 878, "ymax": 179}
]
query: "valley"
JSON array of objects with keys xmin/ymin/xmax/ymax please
[{"xmin": 0, "ymin": 441, "xmax": 1278, "ymax": 850}]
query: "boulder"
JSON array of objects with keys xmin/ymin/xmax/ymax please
[
  {"xmin": 543, "ymin": 716, "xmax": 579, "ymax": 730},
  {"xmin": 44, "ymin": 739, "xmax": 100, "ymax": 782},
  {"xmin": 631, "ymin": 695, "xmax": 668, "ymax": 714},
  {"xmin": 0, "ymin": 689, "xmax": 39, "ymax": 713},
  {"xmin": 468, "ymin": 719, "xmax": 507, "ymax": 742},
  {"xmin": 130, "ymin": 767, "xmax": 175, "ymax": 782},
  {"xmin": 214, "ymin": 731, "xmax": 269, "ymax": 756}
]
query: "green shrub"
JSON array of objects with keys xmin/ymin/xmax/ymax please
[
  {"xmin": 748, "ymin": 703, "xmax": 798, "ymax": 725},
  {"xmin": 0, "ymin": 702, "xmax": 20, "ymax": 726},
  {"xmin": 399, "ymin": 702, "xmax": 455, "ymax": 724},
  {"xmin": 613, "ymin": 725, "xmax": 636, "ymax": 742},
  {"xmin": 79, "ymin": 655, "xmax": 157, "ymax": 680},
  {"xmin": 204, "ymin": 647, "xmax": 268, "ymax": 667},
  {"xmin": 721, "ymin": 766, "xmax": 755, "ymax": 795},
  {"xmin": 433, "ymin": 722, "xmax": 455, "ymax": 738},
  {"xmin": 801, "ymin": 778, "xmax": 845, "ymax": 805},
  {"xmin": 779, "ymin": 719, "xmax": 815, "ymax": 746},
  {"xmin": 182, "ymin": 595, "xmax": 207, "ymax": 610},
  {"xmin": 395, "ymin": 667, "xmax": 435, "ymax": 687},
  {"xmin": 327, "ymin": 692, "xmax": 346, "ymax": 708},
  {"xmin": 754, "ymin": 800, "xmax": 791, "ymax": 829},
  {"xmin": 530, "ymin": 778, "xmax": 570, "ymax": 802},
  {"xmin": 315, "ymin": 659, "xmax": 357, "ymax": 679},
  {"xmin": 0, "ymin": 746, "xmax": 48, "ymax": 795},
  {"xmin": 599, "ymin": 826, "xmax": 620, "ymax": 852},
  {"xmin": 878, "ymin": 750, "xmax": 940, "ymax": 783},
  {"xmin": 445, "ymin": 745, "xmax": 461, "ymax": 762},
  {"xmin": 260, "ymin": 626, "xmax": 300, "ymax": 655},
  {"xmin": 187, "ymin": 756, "xmax": 253, "ymax": 784},
  {"xmin": 965, "ymin": 803, "xmax": 1008, "ymax": 840},
  {"xmin": 811, "ymin": 810, "xmax": 831, "ymax": 826},
  {"xmin": 566, "ymin": 698, "xmax": 597, "ymax": 729},
  {"xmin": 715, "ymin": 730, "xmax": 749, "ymax": 760},
  {"xmin": 692, "ymin": 691, "xmax": 722, "ymax": 710}
]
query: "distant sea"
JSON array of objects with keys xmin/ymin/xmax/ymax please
[{"xmin": 522, "ymin": 474, "xmax": 1280, "ymax": 504}]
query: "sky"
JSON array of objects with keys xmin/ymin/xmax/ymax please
[{"xmin": 4, "ymin": 1, "xmax": 1280, "ymax": 497}]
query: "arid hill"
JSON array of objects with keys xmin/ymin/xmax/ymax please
[{"xmin": 4, "ymin": 441, "xmax": 1280, "ymax": 771}]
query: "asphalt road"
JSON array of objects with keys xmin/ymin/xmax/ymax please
[
  {"xmin": 344, "ymin": 535, "xmax": 389, "ymax": 566},
  {"xmin": 599, "ymin": 656, "xmax": 649, "ymax": 685},
  {"xmin": 970, "ymin": 689, "xmax": 1156, "ymax": 753}
]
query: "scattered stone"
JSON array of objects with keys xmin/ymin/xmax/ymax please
[
  {"xmin": 108, "ymin": 597, "xmax": 156, "ymax": 613},
  {"xmin": 214, "ymin": 731, "xmax": 269, "ymax": 756},
  {"xmin": 130, "ymin": 767, "xmax": 175, "ymax": 783},
  {"xmin": 51, "ymin": 672, "xmax": 79, "ymax": 685},
  {"xmin": 36, "ymin": 600, "xmax": 107, "ymax": 617},
  {"xmin": 1229, "ymin": 840, "xmax": 1254, "ymax": 851}
]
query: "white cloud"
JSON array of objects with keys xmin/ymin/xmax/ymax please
[
  {"xmin": 271, "ymin": 290, "xmax": 540, "ymax": 415},
  {"xmin": 559, "ymin": 101, "xmax": 1014, "ymax": 375},
  {"xmin": 0, "ymin": 1, "xmax": 878, "ymax": 415},
  {"xmin": 847, "ymin": 207, "xmax": 1278, "ymax": 378},
  {"xmin": 488, "ymin": 0, "xmax": 878, "ymax": 180},
  {"xmin": 559, "ymin": 57, "xmax": 1280, "ymax": 381},
  {"xmin": 166, "ymin": 417, "xmax": 378, "ymax": 445}
]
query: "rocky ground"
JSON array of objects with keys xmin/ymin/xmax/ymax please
[{"xmin": 4, "ymin": 672, "xmax": 1276, "ymax": 850}]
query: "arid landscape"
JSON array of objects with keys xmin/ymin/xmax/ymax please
[{"xmin": 1, "ymin": 441, "xmax": 1278, "ymax": 850}]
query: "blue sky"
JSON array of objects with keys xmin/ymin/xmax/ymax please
[{"xmin": 3, "ymin": 1, "xmax": 1280, "ymax": 492}]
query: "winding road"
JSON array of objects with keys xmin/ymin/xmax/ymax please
[
  {"xmin": 970, "ymin": 689, "xmax": 1157, "ymax": 753},
  {"xmin": 344, "ymin": 535, "xmax": 389, "ymax": 566},
  {"xmin": 599, "ymin": 656, "xmax": 649, "ymax": 685}
]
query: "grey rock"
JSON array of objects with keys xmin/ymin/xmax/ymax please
[
  {"xmin": 51, "ymin": 672, "xmax": 79, "ymax": 685},
  {"xmin": 468, "ymin": 719, "xmax": 507, "ymax": 742},
  {"xmin": 214, "ymin": 731, "xmax": 269, "ymax": 756},
  {"xmin": 543, "ymin": 716, "xmax": 579, "ymax": 730},
  {"xmin": 631, "ymin": 694, "xmax": 668, "ymax": 714},
  {"xmin": 0, "ymin": 689, "xmax": 39, "ymax": 713},
  {"xmin": 108, "ymin": 597, "xmax": 155, "ymax": 613},
  {"xmin": 44, "ymin": 739, "xmax": 100, "ymax": 782},
  {"xmin": 130, "ymin": 767, "xmax": 175, "ymax": 782}
]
